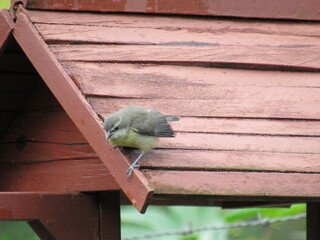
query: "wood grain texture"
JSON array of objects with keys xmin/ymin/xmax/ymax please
[
  {"xmin": 140, "ymin": 150, "xmax": 320, "ymax": 173},
  {"xmin": 16, "ymin": 8, "xmax": 320, "ymax": 207},
  {"xmin": 37, "ymin": 25, "xmax": 320, "ymax": 70},
  {"xmin": 26, "ymin": 9, "xmax": 320, "ymax": 70},
  {"xmin": 0, "ymin": 74, "xmax": 119, "ymax": 191},
  {"xmin": 0, "ymin": 158, "xmax": 119, "ymax": 192},
  {"xmin": 144, "ymin": 170, "xmax": 320, "ymax": 198},
  {"xmin": 89, "ymin": 96, "xmax": 320, "ymax": 120},
  {"xmin": 26, "ymin": 0, "xmax": 320, "ymax": 21},
  {"xmin": 51, "ymin": 44, "xmax": 320, "ymax": 70},
  {"xmin": 14, "ymin": 8, "xmax": 152, "ymax": 213},
  {"xmin": 27, "ymin": 10, "xmax": 320, "ymax": 37}
]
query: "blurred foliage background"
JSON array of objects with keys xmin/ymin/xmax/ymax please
[
  {"xmin": 0, "ymin": 204, "xmax": 307, "ymax": 240},
  {"xmin": 0, "ymin": 0, "xmax": 10, "ymax": 9},
  {"xmin": 0, "ymin": 1, "xmax": 307, "ymax": 239}
]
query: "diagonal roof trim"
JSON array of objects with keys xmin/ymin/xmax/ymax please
[
  {"xmin": 11, "ymin": 7, "xmax": 153, "ymax": 213},
  {"xmin": 0, "ymin": 10, "xmax": 14, "ymax": 51}
]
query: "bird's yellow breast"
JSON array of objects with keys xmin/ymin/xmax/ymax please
[{"xmin": 108, "ymin": 128, "xmax": 158, "ymax": 152}]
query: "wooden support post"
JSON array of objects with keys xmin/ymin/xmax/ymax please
[
  {"xmin": 0, "ymin": 192, "xmax": 121, "ymax": 240},
  {"xmin": 307, "ymin": 202, "xmax": 320, "ymax": 240},
  {"xmin": 98, "ymin": 191, "xmax": 121, "ymax": 240}
]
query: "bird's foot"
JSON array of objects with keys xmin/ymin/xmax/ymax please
[
  {"xmin": 126, "ymin": 164, "xmax": 140, "ymax": 179},
  {"xmin": 111, "ymin": 145, "xmax": 118, "ymax": 150}
]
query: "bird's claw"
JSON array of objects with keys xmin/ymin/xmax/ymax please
[
  {"xmin": 126, "ymin": 164, "xmax": 140, "ymax": 179},
  {"xmin": 111, "ymin": 145, "xmax": 117, "ymax": 150}
]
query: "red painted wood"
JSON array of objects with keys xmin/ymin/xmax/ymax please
[
  {"xmin": 144, "ymin": 170, "xmax": 320, "ymax": 198},
  {"xmin": 171, "ymin": 117, "xmax": 320, "ymax": 136},
  {"xmin": 52, "ymin": 44, "xmax": 320, "ymax": 71},
  {"xmin": 0, "ymin": 77, "xmax": 119, "ymax": 191},
  {"xmin": 0, "ymin": 192, "xmax": 100, "ymax": 239},
  {"xmin": 0, "ymin": 10, "xmax": 14, "ymax": 51},
  {"xmin": 25, "ymin": 0, "xmax": 320, "ymax": 21},
  {"xmin": 27, "ymin": 10, "xmax": 320, "ymax": 37},
  {"xmin": 89, "ymin": 96, "xmax": 320, "ymax": 120},
  {"xmin": 140, "ymin": 150, "xmax": 320, "ymax": 173},
  {"xmin": 307, "ymin": 203, "xmax": 320, "ymax": 240},
  {"xmin": 30, "ymin": 13, "xmax": 320, "ymax": 70},
  {"xmin": 0, "ymin": 159, "xmax": 118, "ymax": 192},
  {"xmin": 98, "ymin": 192, "xmax": 121, "ymax": 239},
  {"xmin": 64, "ymin": 63, "xmax": 320, "ymax": 100},
  {"xmin": 14, "ymin": 7, "xmax": 152, "ymax": 213},
  {"xmin": 28, "ymin": 9, "xmax": 320, "ymax": 71}
]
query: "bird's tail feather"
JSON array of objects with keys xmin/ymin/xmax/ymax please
[{"xmin": 165, "ymin": 116, "xmax": 180, "ymax": 122}]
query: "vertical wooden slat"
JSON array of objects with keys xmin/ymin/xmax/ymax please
[
  {"xmin": 307, "ymin": 202, "xmax": 320, "ymax": 240},
  {"xmin": 99, "ymin": 191, "xmax": 121, "ymax": 240}
]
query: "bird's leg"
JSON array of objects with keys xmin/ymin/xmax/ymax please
[{"xmin": 126, "ymin": 152, "xmax": 144, "ymax": 179}]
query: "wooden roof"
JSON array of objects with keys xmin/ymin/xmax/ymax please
[{"xmin": 1, "ymin": 5, "xmax": 320, "ymax": 213}]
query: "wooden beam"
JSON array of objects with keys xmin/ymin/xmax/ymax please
[
  {"xmin": 145, "ymin": 170, "xmax": 320, "ymax": 200},
  {"xmin": 13, "ymin": 7, "xmax": 152, "ymax": 213},
  {"xmin": 0, "ymin": 192, "xmax": 100, "ymax": 239},
  {"xmin": 25, "ymin": 0, "xmax": 320, "ymax": 21},
  {"xmin": 307, "ymin": 202, "xmax": 320, "ymax": 240},
  {"xmin": 0, "ymin": 9, "xmax": 14, "ymax": 53},
  {"xmin": 0, "ymin": 192, "xmax": 121, "ymax": 239}
]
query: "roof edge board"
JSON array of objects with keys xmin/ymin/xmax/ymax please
[
  {"xmin": 23, "ymin": 0, "xmax": 320, "ymax": 21},
  {"xmin": 0, "ymin": 10, "xmax": 15, "ymax": 52},
  {"xmin": 12, "ymin": 6, "xmax": 153, "ymax": 213}
]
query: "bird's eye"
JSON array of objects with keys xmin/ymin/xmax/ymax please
[{"xmin": 114, "ymin": 126, "xmax": 119, "ymax": 131}]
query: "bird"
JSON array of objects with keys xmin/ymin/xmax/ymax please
[{"xmin": 103, "ymin": 105, "xmax": 179, "ymax": 179}]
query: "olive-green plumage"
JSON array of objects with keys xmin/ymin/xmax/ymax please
[{"xmin": 103, "ymin": 105, "xmax": 179, "ymax": 179}]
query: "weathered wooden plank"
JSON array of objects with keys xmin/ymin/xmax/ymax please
[
  {"xmin": 64, "ymin": 62, "xmax": 320, "ymax": 89},
  {"xmin": 0, "ymin": 158, "xmax": 119, "ymax": 192},
  {"xmin": 89, "ymin": 97, "xmax": 320, "ymax": 120},
  {"xmin": 157, "ymin": 132, "xmax": 320, "ymax": 154},
  {"xmin": 144, "ymin": 170, "xmax": 320, "ymax": 198},
  {"xmin": 168, "ymin": 117, "xmax": 320, "ymax": 136},
  {"xmin": 51, "ymin": 44, "xmax": 320, "ymax": 70},
  {"xmin": 3, "ymin": 110, "xmax": 89, "ymax": 144},
  {"xmin": 27, "ymin": 10, "xmax": 320, "ymax": 37},
  {"xmin": 140, "ymin": 150, "xmax": 320, "ymax": 173},
  {"xmin": 36, "ymin": 22, "xmax": 320, "ymax": 48},
  {"xmin": 150, "ymin": 132, "xmax": 320, "ymax": 154},
  {"xmin": 26, "ymin": 0, "xmax": 320, "ymax": 21},
  {"xmin": 0, "ymin": 141, "xmax": 96, "ymax": 163},
  {"xmin": 15, "ymin": 8, "xmax": 152, "ymax": 213}
]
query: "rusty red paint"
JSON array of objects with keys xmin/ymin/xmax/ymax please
[
  {"xmin": 25, "ymin": 0, "xmax": 320, "ymax": 21},
  {"xmin": 0, "ymin": 192, "xmax": 120, "ymax": 239},
  {"xmin": 13, "ymin": 7, "xmax": 152, "ymax": 213},
  {"xmin": 0, "ymin": 10, "xmax": 14, "ymax": 51}
]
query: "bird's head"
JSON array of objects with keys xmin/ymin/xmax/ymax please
[{"xmin": 103, "ymin": 112, "xmax": 123, "ymax": 141}]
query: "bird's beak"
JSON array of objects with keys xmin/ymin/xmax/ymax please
[{"xmin": 106, "ymin": 131, "xmax": 112, "ymax": 142}]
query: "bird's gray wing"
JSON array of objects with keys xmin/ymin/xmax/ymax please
[{"xmin": 131, "ymin": 109, "xmax": 176, "ymax": 137}]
